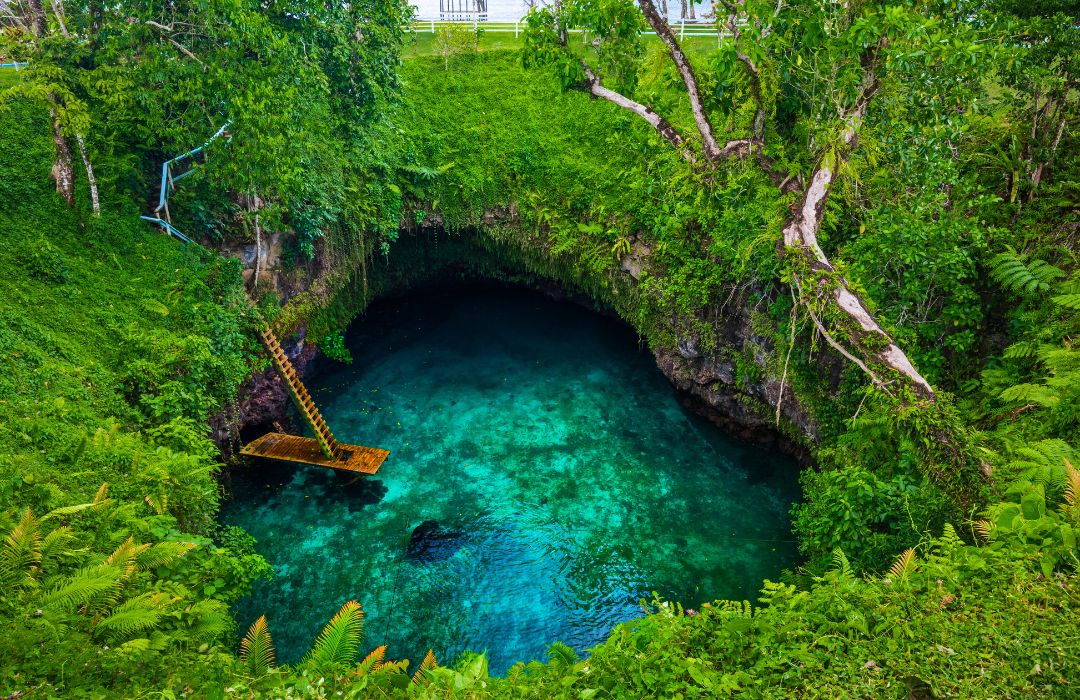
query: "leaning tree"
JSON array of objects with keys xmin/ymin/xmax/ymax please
[{"xmin": 523, "ymin": 0, "xmax": 990, "ymax": 405}]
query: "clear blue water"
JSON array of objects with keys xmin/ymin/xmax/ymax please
[{"xmin": 221, "ymin": 284, "xmax": 800, "ymax": 674}]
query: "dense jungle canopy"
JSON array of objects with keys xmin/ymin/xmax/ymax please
[{"xmin": 0, "ymin": 0, "xmax": 1077, "ymax": 696}]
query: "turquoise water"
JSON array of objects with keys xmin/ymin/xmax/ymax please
[{"xmin": 222, "ymin": 284, "xmax": 800, "ymax": 673}]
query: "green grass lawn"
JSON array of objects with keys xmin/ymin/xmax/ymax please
[{"xmin": 402, "ymin": 27, "xmax": 723, "ymax": 58}]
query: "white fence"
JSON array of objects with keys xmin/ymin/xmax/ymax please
[{"xmin": 411, "ymin": 17, "xmax": 726, "ymax": 39}]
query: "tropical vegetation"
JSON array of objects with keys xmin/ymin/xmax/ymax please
[{"xmin": 0, "ymin": 0, "xmax": 1077, "ymax": 696}]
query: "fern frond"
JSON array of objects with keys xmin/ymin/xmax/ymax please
[
  {"xmin": 887, "ymin": 548, "xmax": 916, "ymax": 581},
  {"xmin": 412, "ymin": 649, "xmax": 438, "ymax": 685},
  {"xmin": 546, "ymin": 641, "xmax": 579, "ymax": 669},
  {"xmin": 95, "ymin": 593, "xmax": 168, "ymax": 641},
  {"xmin": 974, "ymin": 519, "xmax": 993, "ymax": 541},
  {"xmin": 356, "ymin": 645, "xmax": 386, "ymax": 676},
  {"xmin": 1063, "ymin": 459, "xmax": 1079, "ymax": 516},
  {"xmin": 304, "ymin": 601, "xmax": 365, "ymax": 670},
  {"xmin": 240, "ymin": 615, "xmax": 276, "ymax": 676},
  {"xmin": 998, "ymin": 382, "xmax": 1060, "ymax": 407},
  {"xmin": 39, "ymin": 526, "xmax": 77, "ymax": 565},
  {"xmin": 42, "ymin": 502, "xmax": 99, "ymax": 520},
  {"xmin": 144, "ymin": 493, "xmax": 168, "ymax": 515},
  {"xmin": 42, "ymin": 565, "xmax": 124, "ymax": 611},
  {"xmin": 136, "ymin": 541, "xmax": 195, "ymax": 570},
  {"xmin": 1, "ymin": 509, "xmax": 42, "ymax": 587},
  {"xmin": 373, "ymin": 660, "xmax": 409, "ymax": 674},
  {"xmin": 187, "ymin": 599, "xmax": 232, "ymax": 644},
  {"xmin": 1003, "ymin": 341, "xmax": 1039, "ymax": 359},
  {"xmin": 1051, "ymin": 293, "xmax": 1080, "ymax": 310},
  {"xmin": 105, "ymin": 537, "xmax": 150, "ymax": 578},
  {"xmin": 93, "ymin": 482, "xmax": 111, "ymax": 505},
  {"xmin": 830, "ymin": 548, "xmax": 853, "ymax": 580},
  {"xmin": 932, "ymin": 523, "xmax": 965, "ymax": 559},
  {"xmin": 990, "ymin": 250, "xmax": 1064, "ymax": 296}
]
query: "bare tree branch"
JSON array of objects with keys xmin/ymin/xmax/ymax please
[
  {"xmin": 718, "ymin": 0, "xmax": 766, "ymax": 140},
  {"xmin": 145, "ymin": 19, "xmax": 206, "ymax": 66},
  {"xmin": 781, "ymin": 37, "xmax": 936, "ymax": 400},
  {"xmin": 580, "ymin": 62, "xmax": 697, "ymax": 161},
  {"xmin": 637, "ymin": 0, "xmax": 723, "ymax": 160}
]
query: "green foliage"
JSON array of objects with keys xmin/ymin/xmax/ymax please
[
  {"xmin": 241, "ymin": 615, "xmax": 276, "ymax": 677},
  {"xmin": 319, "ymin": 332, "xmax": 354, "ymax": 364},
  {"xmin": 792, "ymin": 463, "xmax": 949, "ymax": 573},
  {"xmin": 2, "ymin": 0, "xmax": 1079, "ymax": 694},
  {"xmin": 433, "ymin": 23, "xmax": 479, "ymax": 70}
]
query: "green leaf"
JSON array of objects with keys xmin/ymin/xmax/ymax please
[{"xmin": 1021, "ymin": 491, "xmax": 1045, "ymax": 520}]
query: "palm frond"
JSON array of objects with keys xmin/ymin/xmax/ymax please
[
  {"xmin": 303, "ymin": 600, "xmax": 365, "ymax": 670},
  {"xmin": 240, "ymin": 615, "xmax": 276, "ymax": 676}
]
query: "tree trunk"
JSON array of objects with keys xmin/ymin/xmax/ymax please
[
  {"xmin": 48, "ymin": 105, "xmax": 75, "ymax": 207},
  {"xmin": 1028, "ymin": 115, "xmax": 1067, "ymax": 201},
  {"xmin": 781, "ymin": 41, "xmax": 936, "ymax": 401},
  {"xmin": 76, "ymin": 135, "xmax": 100, "ymax": 215},
  {"xmin": 25, "ymin": 0, "xmax": 48, "ymax": 36},
  {"xmin": 638, "ymin": 0, "xmax": 722, "ymax": 160},
  {"xmin": 49, "ymin": 0, "xmax": 69, "ymax": 35}
]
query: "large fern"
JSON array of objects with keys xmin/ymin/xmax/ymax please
[
  {"xmin": 0, "ymin": 509, "xmax": 42, "ymax": 588},
  {"xmin": 95, "ymin": 593, "xmax": 169, "ymax": 641},
  {"xmin": 303, "ymin": 600, "xmax": 365, "ymax": 670},
  {"xmin": 240, "ymin": 615, "xmax": 276, "ymax": 676},
  {"xmin": 41, "ymin": 564, "xmax": 125, "ymax": 611},
  {"xmin": 990, "ymin": 249, "xmax": 1065, "ymax": 296},
  {"xmin": 546, "ymin": 642, "xmax": 579, "ymax": 670}
]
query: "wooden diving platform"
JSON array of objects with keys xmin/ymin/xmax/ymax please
[{"xmin": 241, "ymin": 432, "xmax": 390, "ymax": 475}]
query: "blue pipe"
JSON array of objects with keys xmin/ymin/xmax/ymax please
[
  {"xmin": 154, "ymin": 121, "xmax": 232, "ymax": 215},
  {"xmin": 140, "ymin": 216, "xmax": 195, "ymax": 245}
]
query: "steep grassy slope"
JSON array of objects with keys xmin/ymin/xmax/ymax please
[{"xmin": 0, "ymin": 97, "xmax": 271, "ymax": 695}]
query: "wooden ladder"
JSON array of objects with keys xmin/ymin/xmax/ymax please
[{"xmin": 259, "ymin": 326, "xmax": 338, "ymax": 459}]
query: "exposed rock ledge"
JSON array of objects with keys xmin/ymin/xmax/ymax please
[{"xmin": 215, "ymin": 210, "xmax": 827, "ymax": 463}]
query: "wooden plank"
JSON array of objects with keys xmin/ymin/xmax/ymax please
[{"xmin": 240, "ymin": 433, "xmax": 390, "ymax": 475}]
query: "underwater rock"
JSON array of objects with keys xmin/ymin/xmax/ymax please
[{"xmin": 406, "ymin": 520, "xmax": 464, "ymax": 562}]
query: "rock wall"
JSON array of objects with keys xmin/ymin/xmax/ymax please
[{"xmin": 216, "ymin": 218, "xmax": 827, "ymax": 463}]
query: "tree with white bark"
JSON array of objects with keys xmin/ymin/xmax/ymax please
[
  {"xmin": 1, "ymin": 0, "xmax": 99, "ymax": 213},
  {"xmin": 523, "ymin": 0, "xmax": 995, "ymax": 405}
]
